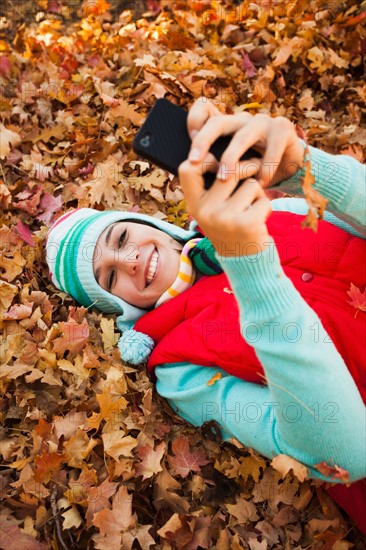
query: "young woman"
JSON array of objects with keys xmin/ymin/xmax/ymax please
[{"xmin": 46, "ymin": 98, "xmax": 366, "ymax": 533}]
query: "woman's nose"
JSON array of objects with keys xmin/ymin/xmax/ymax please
[{"xmin": 117, "ymin": 246, "xmax": 140, "ymax": 274}]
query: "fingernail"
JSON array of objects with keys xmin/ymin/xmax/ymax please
[
  {"xmin": 216, "ymin": 163, "xmax": 227, "ymax": 181},
  {"xmin": 190, "ymin": 130, "xmax": 198, "ymax": 139},
  {"xmin": 189, "ymin": 148, "xmax": 201, "ymax": 161}
]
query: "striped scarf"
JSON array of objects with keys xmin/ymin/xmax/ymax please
[{"xmin": 155, "ymin": 237, "xmax": 222, "ymax": 307}]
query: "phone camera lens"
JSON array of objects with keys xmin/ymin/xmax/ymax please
[{"xmin": 140, "ymin": 133, "xmax": 151, "ymax": 147}]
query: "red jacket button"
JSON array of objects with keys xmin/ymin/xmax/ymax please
[{"xmin": 302, "ymin": 272, "xmax": 314, "ymax": 282}]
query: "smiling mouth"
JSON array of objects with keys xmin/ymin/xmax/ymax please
[{"xmin": 146, "ymin": 248, "xmax": 159, "ymax": 286}]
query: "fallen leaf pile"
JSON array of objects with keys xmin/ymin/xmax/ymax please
[{"xmin": 0, "ymin": 0, "xmax": 365, "ymax": 548}]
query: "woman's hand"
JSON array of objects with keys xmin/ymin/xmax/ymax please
[
  {"xmin": 178, "ymin": 158, "xmax": 272, "ymax": 257},
  {"xmin": 185, "ymin": 97, "xmax": 305, "ymax": 188}
]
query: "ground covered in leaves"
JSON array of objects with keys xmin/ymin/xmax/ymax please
[{"xmin": 0, "ymin": 0, "xmax": 365, "ymax": 548}]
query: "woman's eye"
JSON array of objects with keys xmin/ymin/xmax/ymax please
[
  {"xmin": 108, "ymin": 270, "xmax": 115, "ymax": 291},
  {"xmin": 118, "ymin": 229, "xmax": 128, "ymax": 248}
]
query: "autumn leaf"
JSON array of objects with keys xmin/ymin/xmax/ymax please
[
  {"xmin": 168, "ymin": 436, "xmax": 209, "ymax": 478},
  {"xmin": 63, "ymin": 429, "xmax": 98, "ymax": 468},
  {"xmin": 82, "ymin": 156, "xmax": 119, "ymax": 207},
  {"xmin": 102, "ymin": 431, "xmax": 138, "ymax": 462},
  {"xmin": 0, "ymin": 123, "xmax": 21, "ymax": 159},
  {"xmin": 65, "ymin": 466, "xmax": 98, "ymax": 507},
  {"xmin": 226, "ymin": 495, "xmax": 259, "ymax": 524},
  {"xmin": 34, "ymin": 451, "xmax": 65, "ymax": 484},
  {"xmin": 207, "ymin": 372, "xmax": 222, "ymax": 386},
  {"xmin": 314, "ymin": 462, "xmax": 350, "ymax": 483},
  {"xmin": 153, "ymin": 466, "xmax": 190, "ymax": 513},
  {"xmin": 0, "ymin": 511, "xmax": 47, "ymax": 550},
  {"xmin": 100, "ymin": 317, "xmax": 119, "ymax": 351},
  {"xmin": 85, "ymin": 477, "xmax": 117, "ymax": 527},
  {"xmin": 301, "ymin": 146, "xmax": 328, "ymax": 231},
  {"xmin": 271, "ymin": 454, "xmax": 309, "ymax": 482},
  {"xmin": 135, "ymin": 441, "xmax": 166, "ymax": 480},
  {"xmin": 238, "ymin": 450, "xmax": 267, "ymax": 482},
  {"xmin": 347, "ymin": 282, "xmax": 366, "ymax": 318},
  {"xmin": 52, "ymin": 318, "xmax": 90, "ymax": 357},
  {"xmin": 92, "ymin": 485, "xmax": 134, "ymax": 549}
]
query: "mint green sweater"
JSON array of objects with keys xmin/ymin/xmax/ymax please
[{"xmin": 155, "ymin": 144, "xmax": 366, "ymax": 483}]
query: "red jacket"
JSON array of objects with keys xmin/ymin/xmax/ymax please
[{"xmin": 135, "ymin": 211, "xmax": 366, "ymax": 533}]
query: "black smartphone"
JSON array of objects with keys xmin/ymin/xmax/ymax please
[{"xmin": 132, "ymin": 98, "xmax": 261, "ymax": 190}]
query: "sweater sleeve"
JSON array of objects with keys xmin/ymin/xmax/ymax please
[
  {"xmin": 278, "ymin": 142, "xmax": 366, "ymax": 237},
  {"xmin": 155, "ymin": 146, "xmax": 366, "ymax": 483}
]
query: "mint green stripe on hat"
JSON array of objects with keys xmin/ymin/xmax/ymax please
[{"xmin": 55, "ymin": 214, "xmax": 103, "ymax": 306}]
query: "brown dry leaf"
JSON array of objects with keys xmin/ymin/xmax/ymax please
[
  {"xmin": 85, "ymin": 477, "xmax": 118, "ymax": 527},
  {"xmin": 92, "ymin": 485, "xmax": 134, "ymax": 549},
  {"xmin": 107, "ymin": 99, "xmax": 144, "ymax": 126},
  {"xmin": 271, "ymin": 454, "xmax": 309, "ymax": 482},
  {"xmin": 226, "ymin": 495, "xmax": 259, "ymax": 524},
  {"xmin": 238, "ymin": 450, "xmax": 267, "ymax": 482},
  {"xmin": 135, "ymin": 441, "xmax": 166, "ymax": 480},
  {"xmin": 153, "ymin": 466, "xmax": 190, "ymax": 513},
  {"xmin": 0, "ymin": 511, "xmax": 47, "ymax": 550},
  {"xmin": 83, "ymin": 156, "xmax": 119, "ymax": 207},
  {"xmin": 52, "ymin": 318, "xmax": 90, "ymax": 357},
  {"xmin": 34, "ymin": 451, "xmax": 65, "ymax": 484},
  {"xmin": 167, "ymin": 435, "xmax": 209, "ymax": 478},
  {"xmin": 63, "ymin": 429, "xmax": 98, "ymax": 467},
  {"xmin": 0, "ymin": 226, "xmax": 26, "ymax": 282},
  {"xmin": 0, "ymin": 124, "xmax": 21, "ymax": 159},
  {"xmin": 102, "ymin": 431, "xmax": 138, "ymax": 461},
  {"xmin": 100, "ymin": 317, "xmax": 119, "ymax": 351},
  {"xmin": 65, "ymin": 466, "xmax": 98, "ymax": 507}
]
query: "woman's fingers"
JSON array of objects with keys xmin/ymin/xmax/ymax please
[
  {"xmin": 178, "ymin": 152, "xmax": 218, "ymax": 214},
  {"xmin": 186, "ymin": 97, "xmax": 222, "ymax": 139},
  {"xmin": 259, "ymin": 118, "xmax": 293, "ymax": 186},
  {"xmin": 244, "ymin": 196, "xmax": 273, "ymax": 226},
  {"xmin": 188, "ymin": 111, "xmax": 253, "ymax": 163},
  {"xmin": 203, "ymin": 161, "xmax": 260, "ymax": 204},
  {"xmin": 224, "ymin": 177, "xmax": 265, "ymax": 211},
  {"xmin": 218, "ymin": 118, "xmax": 267, "ymax": 181}
]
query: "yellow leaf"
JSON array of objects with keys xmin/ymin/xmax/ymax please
[
  {"xmin": 58, "ymin": 357, "xmax": 90, "ymax": 388},
  {"xmin": 271, "ymin": 454, "xmax": 309, "ymax": 482},
  {"xmin": 100, "ymin": 318, "xmax": 119, "ymax": 351},
  {"xmin": 64, "ymin": 429, "xmax": 98, "ymax": 467},
  {"xmin": 102, "ymin": 431, "xmax": 138, "ymax": 461},
  {"xmin": 207, "ymin": 372, "xmax": 222, "ymax": 386},
  {"xmin": 0, "ymin": 124, "xmax": 21, "ymax": 159}
]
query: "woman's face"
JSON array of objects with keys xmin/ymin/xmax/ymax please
[{"xmin": 93, "ymin": 221, "xmax": 183, "ymax": 308}]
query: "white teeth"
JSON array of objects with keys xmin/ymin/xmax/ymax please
[{"xmin": 146, "ymin": 250, "xmax": 158, "ymax": 284}]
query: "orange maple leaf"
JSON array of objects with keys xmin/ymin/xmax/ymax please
[
  {"xmin": 34, "ymin": 451, "xmax": 65, "ymax": 483},
  {"xmin": 347, "ymin": 283, "xmax": 366, "ymax": 318}
]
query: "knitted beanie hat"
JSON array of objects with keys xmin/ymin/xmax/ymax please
[{"xmin": 46, "ymin": 208, "xmax": 198, "ymax": 331}]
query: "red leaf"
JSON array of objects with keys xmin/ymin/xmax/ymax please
[
  {"xmin": 14, "ymin": 221, "xmax": 36, "ymax": 247},
  {"xmin": 314, "ymin": 462, "xmax": 350, "ymax": 483},
  {"xmin": 347, "ymin": 282, "xmax": 366, "ymax": 318},
  {"xmin": 167, "ymin": 436, "xmax": 209, "ymax": 478}
]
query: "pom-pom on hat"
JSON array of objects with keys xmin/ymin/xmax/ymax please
[{"xmin": 46, "ymin": 208, "xmax": 197, "ymax": 328}]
